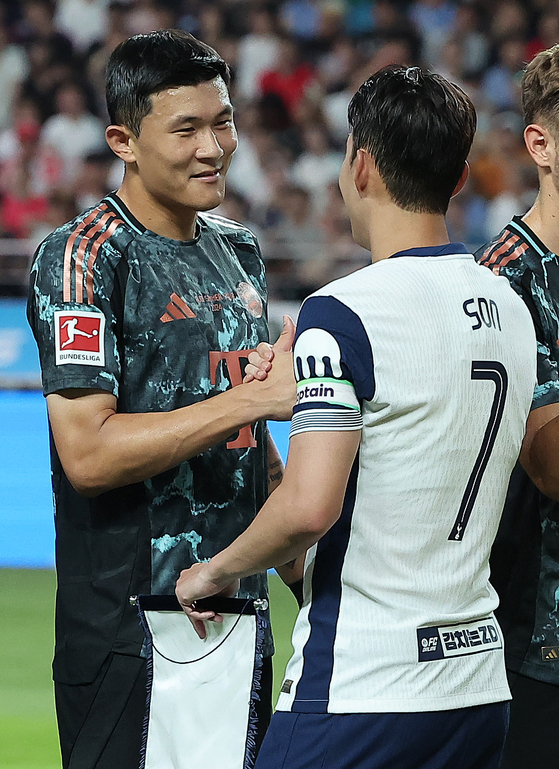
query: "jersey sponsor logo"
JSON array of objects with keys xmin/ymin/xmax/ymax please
[
  {"xmin": 417, "ymin": 617, "xmax": 502, "ymax": 662},
  {"xmin": 421, "ymin": 636, "xmax": 439, "ymax": 654},
  {"xmin": 294, "ymin": 328, "xmax": 343, "ymax": 380},
  {"xmin": 160, "ymin": 292, "xmax": 197, "ymax": 323},
  {"xmin": 295, "ymin": 377, "xmax": 360, "ymax": 410},
  {"xmin": 236, "ymin": 281, "xmax": 263, "ymax": 318},
  {"xmin": 54, "ymin": 310, "xmax": 105, "ymax": 366}
]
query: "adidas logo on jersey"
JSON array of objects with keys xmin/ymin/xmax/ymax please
[
  {"xmin": 160, "ymin": 293, "xmax": 196, "ymax": 323},
  {"xmin": 280, "ymin": 679, "xmax": 293, "ymax": 694},
  {"xmin": 541, "ymin": 646, "xmax": 559, "ymax": 661}
]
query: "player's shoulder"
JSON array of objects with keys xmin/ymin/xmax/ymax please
[
  {"xmin": 299, "ymin": 268, "xmax": 373, "ymax": 330},
  {"xmin": 198, "ymin": 211, "xmax": 260, "ymax": 248},
  {"xmin": 312, "ymin": 264, "xmax": 374, "ymax": 301},
  {"xmin": 34, "ymin": 194, "xmax": 140, "ymax": 268},
  {"xmin": 474, "ymin": 217, "xmax": 547, "ymax": 277}
]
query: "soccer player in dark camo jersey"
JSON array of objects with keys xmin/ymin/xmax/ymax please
[
  {"xmin": 474, "ymin": 44, "xmax": 559, "ymax": 769},
  {"xmin": 27, "ymin": 30, "xmax": 299, "ymax": 769}
]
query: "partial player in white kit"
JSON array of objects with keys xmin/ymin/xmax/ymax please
[{"xmin": 175, "ymin": 65, "xmax": 537, "ymax": 769}]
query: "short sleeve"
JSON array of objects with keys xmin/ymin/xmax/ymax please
[
  {"xmin": 290, "ymin": 295, "xmax": 374, "ymax": 437},
  {"xmin": 27, "ymin": 234, "xmax": 123, "ymax": 397}
]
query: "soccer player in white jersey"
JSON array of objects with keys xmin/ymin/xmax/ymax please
[{"xmin": 175, "ymin": 65, "xmax": 537, "ymax": 769}]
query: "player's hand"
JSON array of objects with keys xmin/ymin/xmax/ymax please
[
  {"xmin": 244, "ymin": 315, "xmax": 296, "ymax": 382},
  {"xmin": 175, "ymin": 563, "xmax": 239, "ymax": 639},
  {"xmin": 246, "ymin": 320, "xmax": 297, "ymax": 420}
]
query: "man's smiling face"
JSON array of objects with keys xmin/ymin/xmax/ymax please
[{"xmin": 128, "ymin": 76, "xmax": 237, "ymax": 216}]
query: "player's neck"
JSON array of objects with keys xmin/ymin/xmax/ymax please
[
  {"xmin": 116, "ymin": 177, "xmax": 198, "ymax": 241},
  {"xmin": 366, "ymin": 205, "xmax": 451, "ymax": 263},
  {"xmin": 522, "ymin": 179, "xmax": 559, "ymax": 256}
]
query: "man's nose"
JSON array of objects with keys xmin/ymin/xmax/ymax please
[{"xmin": 195, "ymin": 129, "xmax": 225, "ymax": 160}]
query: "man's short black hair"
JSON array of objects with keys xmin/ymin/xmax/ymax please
[
  {"xmin": 348, "ymin": 65, "xmax": 476, "ymax": 215},
  {"xmin": 106, "ymin": 29, "xmax": 231, "ymax": 136}
]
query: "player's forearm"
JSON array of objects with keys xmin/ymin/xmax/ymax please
[
  {"xmin": 206, "ymin": 430, "xmax": 359, "ymax": 585},
  {"xmin": 267, "ymin": 432, "xmax": 284, "ymax": 494},
  {"xmin": 208, "ymin": 526, "xmax": 314, "ymax": 587},
  {"xmin": 50, "ymin": 383, "xmax": 283, "ymax": 496},
  {"xmin": 275, "ymin": 554, "xmax": 305, "ymax": 585},
  {"xmin": 206, "ymin": 482, "xmax": 332, "ymax": 587},
  {"xmin": 176, "ymin": 431, "xmax": 359, "ymax": 612}
]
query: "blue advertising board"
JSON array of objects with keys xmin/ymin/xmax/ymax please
[
  {"xmin": 0, "ymin": 298, "xmax": 41, "ymax": 388},
  {"xmin": 0, "ymin": 388, "xmax": 290, "ymax": 568}
]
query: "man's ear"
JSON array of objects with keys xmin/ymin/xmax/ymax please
[
  {"xmin": 451, "ymin": 161, "xmax": 470, "ymax": 199},
  {"xmin": 354, "ymin": 148, "xmax": 371, "ymax": 196},
  {"xmin": 524, "ymin": 123, "xmax": 554, "ymax": 169},
  {"xmin": 105, "ymin": 125, "xmax": 138, "ymax": 164}
]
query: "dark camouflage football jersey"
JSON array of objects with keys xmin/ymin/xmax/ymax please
[
  {"xmin": 476, "ymin": 216, "xmax": 559, "ymax": 684},
  {"xmin": 27, "ymin": 192, "xmax": 272, "ymax": 684}
]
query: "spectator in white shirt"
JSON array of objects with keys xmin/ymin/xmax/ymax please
[
  {"xmin": 236, "ymin": 7, "xmax": 280, "ymax": 101},
  {"xmin": 40, "ymin": 80, "xmax": 106, "ymax": 184},
  {"xmin": 0, "ymin": 21, "xmax": 29, "ymax": 132}
]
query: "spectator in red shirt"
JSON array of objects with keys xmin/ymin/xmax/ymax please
[{"xmin": 259, "ymin": 37, "xmax": 317, "ymax": 121}]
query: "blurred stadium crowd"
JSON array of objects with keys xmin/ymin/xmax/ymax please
[{"xmin": 0, "ymin": 0, "xmax": 553, "ymax": 300}]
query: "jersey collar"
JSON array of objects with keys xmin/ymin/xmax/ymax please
[
  {"xmin": 104, "ymin": 191, "xmax": 204, "ymax": 243},
  {"xmin": 104, "ymin": 192, "xmax": 146, "ymax": 235},
  {"xmin": 389, "ymin": 242, "xmax": 469, "ymax": 259},
  {"xmin": 508, "ymin": 216, "xmax": 548, "ymax": 257}
]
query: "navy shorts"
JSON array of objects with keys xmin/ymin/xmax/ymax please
[{"xmin": 255, "ymin": 703, "xmax": 509, "ymax": 769}]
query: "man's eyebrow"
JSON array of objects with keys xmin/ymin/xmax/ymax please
[{"xmin": 169, "ymin": 107, "xmax": 234, "ymax": 128}]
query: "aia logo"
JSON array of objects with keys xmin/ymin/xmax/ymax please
[{"xmin": 54, "ymin": 310, "xmax": 105, "ymax": 366}]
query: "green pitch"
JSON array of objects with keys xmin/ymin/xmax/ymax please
[{"xmin": 0, "ymin": 569, "xmax": 299, "ymax": 768}]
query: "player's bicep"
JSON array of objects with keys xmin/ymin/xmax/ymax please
[
  {"xmin": 47, "ymin": 389, "xmax": 118, "ymax": 482},
  {"xmin": 283, "ymin": 430, "xmax": 361, "ymax": 532}
]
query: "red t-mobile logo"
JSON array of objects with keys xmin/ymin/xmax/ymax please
[{"xmin": 209, "ymin": 350, "xmax": 257, "ymax": 449}]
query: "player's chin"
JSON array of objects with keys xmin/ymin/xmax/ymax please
[{"xmin": 192, "ymin": 187, "xmax": 227, "ymax": 212}]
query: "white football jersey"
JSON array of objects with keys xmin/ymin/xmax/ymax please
[{"xmin": 277, "ymin": 244, "xmax": 536, "ymax": 714}]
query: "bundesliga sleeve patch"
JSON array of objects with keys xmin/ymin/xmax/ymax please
[{"xmin": 54, "ymin": 309, "xmax": 106, "ymax": 367}]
